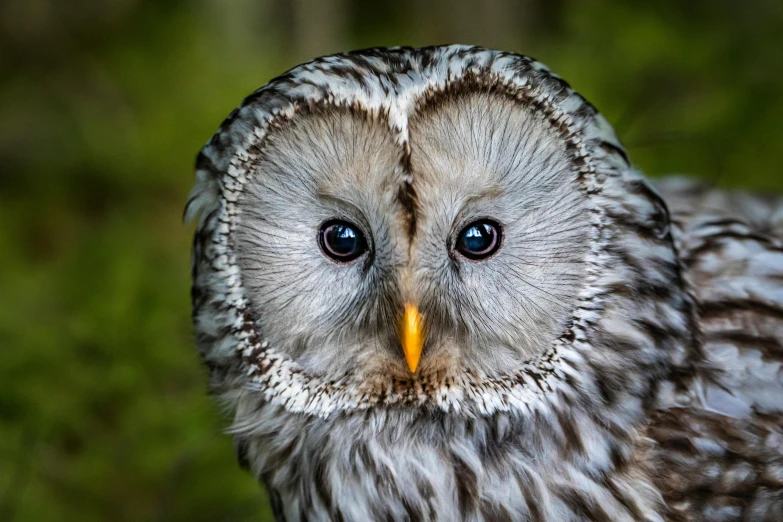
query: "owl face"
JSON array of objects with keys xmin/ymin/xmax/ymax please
[
  {"xmin": 189, "ymin": 46, "xmax": 669, "ymax": 417},
  {"xmin": 235, "ymin": 88, "xmax": 589, "ymax": 384}
]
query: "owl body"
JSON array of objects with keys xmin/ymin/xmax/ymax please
[{"xmin": 187, "ymin": 46, "xmax": 783, "ymax": 521}]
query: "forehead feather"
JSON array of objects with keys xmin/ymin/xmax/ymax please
[{"xmin": 190, "ymin": 46, "xmax": 625, "ymax": 196}]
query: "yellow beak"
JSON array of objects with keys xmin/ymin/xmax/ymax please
[{"xmin": 401, "ymin": 303, "xmax": 424, "ymax": 373}]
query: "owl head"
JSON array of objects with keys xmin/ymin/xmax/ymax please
[{"xmin": 186, "ymin": 46, "xmax": 690, "ymax": 421}]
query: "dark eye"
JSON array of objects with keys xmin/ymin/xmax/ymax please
[
  {"xmin": 455, "ymin": 219, "xmax": 502, "ymax": 260},
  {"xmin": 319, "ymin": 220, "xmax": 368, "ymax": 263}
]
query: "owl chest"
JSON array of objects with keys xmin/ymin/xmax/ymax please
[{"xmin": 251, "ymin": 413, "xmax": 662, "ymax": 522}]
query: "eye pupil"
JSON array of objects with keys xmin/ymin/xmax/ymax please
[
  {"xmin": 329, "ymin": 225, "xmax": 357, "ymax": 253},
  {"xmin": 463, "ymin": 226, "xmax": 487, "ymax": 250},
  {"xmin": 319, "ymin": 220, "xmax": 368, "ymax": 262},
  {"xmin": 456, "ymin": 220, "xmax": 501, "ymax": 260}
]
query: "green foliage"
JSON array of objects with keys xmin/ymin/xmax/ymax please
[{"xmin": 1, "ymin": 1, "xmax": 781, "ymax": 520}]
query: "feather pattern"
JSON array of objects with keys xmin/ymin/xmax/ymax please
[{"xmin": 647, "ymin": 177, "xmax": 783, "ymax": 520}]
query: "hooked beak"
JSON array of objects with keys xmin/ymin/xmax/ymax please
[{"xmin": 401, "ymin": 303, "xmax": 424, "ymax": 373}]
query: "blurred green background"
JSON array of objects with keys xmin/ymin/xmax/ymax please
[{"xmin": 1, "ymin": 1, "xmax": 781, "ymax": 520}]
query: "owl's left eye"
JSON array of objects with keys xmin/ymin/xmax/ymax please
[
  {"xmin": 319, "ymin": 220, "xmax": 368, "ymax": 263},
  {"xmin": 455, "ymin": 219, "xmax": 502, "ymax": 261}
]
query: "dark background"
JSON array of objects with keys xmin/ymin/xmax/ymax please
[{"xmin": 1, "ymin": 1, "xmax": 781, "ymax": 520}]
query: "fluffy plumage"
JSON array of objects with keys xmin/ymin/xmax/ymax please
[{"xmin": 185, "ymin": 45, "xmax": 783, "ymax": 521}]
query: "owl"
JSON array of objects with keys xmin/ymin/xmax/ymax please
[{"xmin": 185, "ymin": 46, "xmax": 783, "ymax": 521}]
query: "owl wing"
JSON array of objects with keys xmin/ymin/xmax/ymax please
[{"xmin": 644, "ymin": 177, "xmax": 783, "ymax": 520}]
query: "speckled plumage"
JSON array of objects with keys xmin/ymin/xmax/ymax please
[{"xmin": 185, "ymin": 46, "xmax": 783, "ymax": 521}]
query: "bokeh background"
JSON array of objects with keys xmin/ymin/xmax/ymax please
[{"xmin": 1, "ymin": 1, "xmax": 782, "ymax": 520}]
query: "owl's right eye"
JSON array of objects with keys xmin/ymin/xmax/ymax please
[{"xmin": 318, "ymin": 220, "xmax": 368, "ymax": 263}]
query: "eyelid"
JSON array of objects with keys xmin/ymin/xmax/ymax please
[
  {"xmin": 315, "ymin": 195, "xmax": 374, "ymax": 249},
  {"xmin": 447, "ymin": 188, "xmax": 504, "ymax": 241}
]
